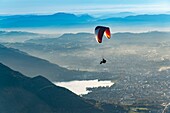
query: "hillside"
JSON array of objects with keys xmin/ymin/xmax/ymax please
[
  {"xmin": 0, "ymin": 63, "xmax": 127, "ymax": 113},
  {"xmin": 0, "ymin": 63, "xmax": 97, "ymax": 113}
]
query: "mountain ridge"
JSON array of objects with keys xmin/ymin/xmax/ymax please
[
  {"xmin": 0, "ymin": 62, "xmax": 127, "ymax": 113},
  {"xmin": 0, "ymin": 13, "xmax": 170, "ymax": 28},
  {"xmin": 0, "ymin": 63, "xmax": 100, "ymax": 113}
]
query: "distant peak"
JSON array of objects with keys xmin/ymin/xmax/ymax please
[
  {"xmin": 78, "ymin": 14, "xmax": 93, "ymax": 18},
  {"xmin": 52, "ymin": 12, "xmax": 76, "ymax": 17}
]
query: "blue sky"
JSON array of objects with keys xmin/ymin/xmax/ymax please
[{"xmin": 1, "ymin": 0, "xmax": 170, "ymax": 15}]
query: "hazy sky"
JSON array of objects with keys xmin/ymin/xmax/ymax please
[{"xmin": 1, "ymin": 0, "xmax": 170, "ymax": 15}]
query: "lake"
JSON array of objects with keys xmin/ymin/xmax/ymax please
[{"xmin": 54, "ymin": 79, "xmax": 114, "ymax": 95}]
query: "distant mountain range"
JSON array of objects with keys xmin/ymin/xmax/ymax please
[
  {"xmin": 26, "ymin": 32, "xmax": 95, "ymax": 46},
  {"xmin": 0, "ymin": 12, "xmax": 170, "ymax": 28},
  {"xmin": 0, "ymin": 30, "xmax": 43, "ymax": 42},
  {"xmin": 0, "ymin": 13, "xmax": 95, "ymax": 28},
  {"xmin": 26, "ymin": 31, "xmax": 170, "ymax": 46},
  {"xmin": 111, "ymin": 12, "xmax": 136, "ymax": 17},
  {"xmin": 101, "ymin": 14, "xmax": 170, "ymax": 22},
  {"xmin": 112, "ymin": 31, "xmax": 170, "ymax": 44},
  {"xmin": 0, "ymin": 63, "xmax": 127, "ymax": 113},
  {"xmin": 0, "ymin": 30, "xmax": 38, "ymax": 36},
  {"xmin": 98, "ymin": 12, "xmax": 136, "ymax": 18}
]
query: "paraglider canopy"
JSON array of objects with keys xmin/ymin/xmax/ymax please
[{"xmin": 95, "ymin": 26, "xmax": 111, "ymax": 43}]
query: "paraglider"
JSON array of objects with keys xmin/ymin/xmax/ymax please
[
  {"xmin": 100, "ymin": 58, "xmax": 106, "ymax": 64},
  {"xmin": 95, "ymin": 26, "xmax": 111, "ymax": 43},
  {"xmin": 94, "ymin": 26, "xmax": 111, "ymax": 64}
]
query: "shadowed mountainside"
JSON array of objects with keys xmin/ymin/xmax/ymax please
[{"xmin": 0, "ymin": 63, "xmax": 127, "ymax": 113}]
